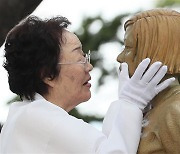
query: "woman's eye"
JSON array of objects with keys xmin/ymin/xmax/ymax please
[
  {"xmin": 83, "ymin": 53, "xmax": 86, "ymax": 57},
  {"xmin": 125, "ymin": 49, "xmax": 132, "ymax": 55},
  {"xmin": 125, "ymin": 45, "xmax": 131, "ymax": 49},
  {"xmin": 78, "ymin": 56, "xmax": 85, "ymax": 62}
]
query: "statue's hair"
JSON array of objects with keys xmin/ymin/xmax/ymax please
[{"xmin": 124, "ymin": 9, "xmax": 180, "ymax": 74}]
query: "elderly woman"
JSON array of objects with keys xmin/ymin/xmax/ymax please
[
  {"xmin": 117, "ymin": 9, "xmax": 180, "ymax": 153},
  {"xmin": 0, "ymin": 15, "xmax": 174, "ymax": 153}
]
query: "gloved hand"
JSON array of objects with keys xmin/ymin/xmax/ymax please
[{"xmin": 118, "ymin": 58, "xmax": 175, "ymax": 110}]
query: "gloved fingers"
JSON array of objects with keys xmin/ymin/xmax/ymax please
[
  {"xmin": 149, "ymin": 65, "xmax": 167, "ymax": 86},
  {"xmin": 117, "ymin": 63, "xmax": 129, "ymax": 79},
  {"xmin": 156, "ymin": 77, "xmax": 175, "ymax": 94},
  {"xmin": 141, "ymin": 61, "xmax": 162, "ymax": 83},
  {"xmin": 117, "ymin": 63, "xmax": 130, "ymax": 98},
  {"xmin": 131, "ymin": 58, "xmax": 150, "ymax": 81}
]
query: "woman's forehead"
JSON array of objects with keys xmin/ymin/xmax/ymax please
[{"xmin": 62, "ymin": 30, "xmax": 81, "ymax": 46}]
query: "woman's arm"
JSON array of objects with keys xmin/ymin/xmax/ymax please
[
  {"xmin": 102, "ymin": 58, "xmax": 175, "ymax": 153},
  {"xmin": 46, "ymin": 59, "xmax": 174, "ymax": 153}
]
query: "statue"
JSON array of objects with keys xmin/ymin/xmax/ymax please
[{"xmin": 117, "ymin": 8, "xmax": 180, "ymax": 153}]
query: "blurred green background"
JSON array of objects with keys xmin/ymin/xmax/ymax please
[{"xmin": 0, "ymin": 0, "xmax": 180, "ymax": 132}]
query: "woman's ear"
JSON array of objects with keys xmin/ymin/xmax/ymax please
[{"xmin": 43, "ymin": 77, "xmax": 55, "ymax": 87}]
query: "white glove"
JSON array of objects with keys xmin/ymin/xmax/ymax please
[{"xmin": 118, "ymin": 58, "xmax": 175, "ymax": 110}]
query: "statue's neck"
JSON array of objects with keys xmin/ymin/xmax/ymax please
[
  {"xmin": 151, "ymin": 75, "xmax": 180, "ymax": 107},
  {"xmin": 161, "ymin": 74, "xmax": 179, "ymax": 85}
]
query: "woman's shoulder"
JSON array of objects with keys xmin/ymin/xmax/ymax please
[{"xmin": 5, "ymin": 96, "xmax": 69, "ymax": 132}]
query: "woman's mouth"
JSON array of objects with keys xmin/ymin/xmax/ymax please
[{"xmin": 83, "ymin": 77, "xmax": 91, "ymax": 88}]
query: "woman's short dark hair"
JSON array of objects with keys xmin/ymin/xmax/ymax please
[{"xmin": 3, "ymin": 15, "xmax": 71, "ymax": 100}]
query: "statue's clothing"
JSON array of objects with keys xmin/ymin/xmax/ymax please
[{"xmin": 138, "ymin": 85, "xmax": 180, "ymax": 154}]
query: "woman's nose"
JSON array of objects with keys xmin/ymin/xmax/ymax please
[
  {"xmin": 86, "ymin": 63, "xmax": 93, "ymax": 72},
  {"xmin": 117, "ymin": 51, "xmax": 125, "ymax": 63}
]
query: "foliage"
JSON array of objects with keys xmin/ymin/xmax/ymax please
[
  {"xmin": 0, "ymin": 123, "xmax": 2, "ymax": 133},
  {"xmin": 69, "ymin": 108, "xmax": 103, "ymax": 123},
  {"xmin": 76, "ymin": 14, "xmax": 127, "ymax": 86},
  {"xmin": 156, "ymin": 0, "xmax": 180, "ymax": 7}
]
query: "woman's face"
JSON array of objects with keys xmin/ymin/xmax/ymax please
[
  {"xmin": 117, "ymin": 25, "xmax": 136, "ymax": 76},
  {"xmin": 45, "ymin": 30, "xmax": 93, "ymax": 112}
]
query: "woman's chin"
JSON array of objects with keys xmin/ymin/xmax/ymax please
[{"xmin": 81, "ymin": 93, "xmax": 91, "ymax": 103}]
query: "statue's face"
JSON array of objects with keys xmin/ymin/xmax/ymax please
[{"xmin": 117, "ymin": 25, "xmax": 136, "ymax": 76}]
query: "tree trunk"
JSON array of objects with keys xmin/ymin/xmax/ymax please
[{"xmin": 0, "ymin": 0, "xmax": 42, "ymax": 46}]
